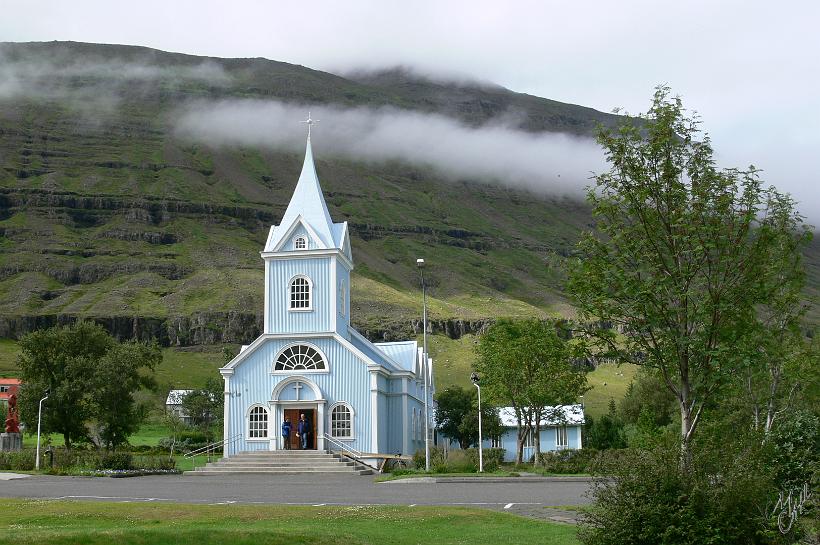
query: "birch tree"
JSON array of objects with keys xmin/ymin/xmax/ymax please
[{"xmin": 567, "ymin": 86, "xmax": 810, "ymax": 466}]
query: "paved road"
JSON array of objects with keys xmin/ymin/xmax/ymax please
[{"xmin": 0, "ymin": 473, "xmax": 591, "ymax": 522}]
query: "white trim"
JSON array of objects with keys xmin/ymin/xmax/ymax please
[
  {"xmin": 223, "ymin": 332, "xmax": 393, "ymax": 373},
  {"xmin": 263, "ymin": 259, "xmax": 271, "ymax": 333},
  {"xmin": 271, "ymin": 215, "xmax": 328, "ymax": 252},
  {"xmin": 328, "ymin": 401, "xmax": 355, "ymax": 439},
  {"xmin": 293, "ymin": 235, "xmax": 308, "ymax": 250},
  {"xmin": 246, "ymin": 403, "xmax": 270, "ymax": 441},
  {"xmin": 262, "ymin": 249, "xmax": 354, "ymax": 271},
  {"xmin": 222, "ymin": 375, "xmax": 231, "ymax": 456},
  {"xmin": 271, "ymin": 342, "xmax": 329, "ymax": 374},
  {"xmin": 370, "ymin": 372, "xmax": 379, "ymax": 453},
  {"xmin": 288, "ymin": 274, "xmax": 313, "ymax": 312},
  {"xmin": 330, "ymin": 256, "xmax": 337, "ymax": 332},
  {"xmin": 271, "ymin": 375, "xmax": 324, "ymax": 401}
]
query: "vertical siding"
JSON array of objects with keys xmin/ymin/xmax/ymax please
[
  {"xmin": 225, "ymin": 336, "xmax": 374, "ymax": 455},
  {"xmin": 266, "ymin": 257, "xmax": 332, "ymax": 334},
  {"xmin": 335, "ymin": 264, "xmax": 351, "ymax": 337}
]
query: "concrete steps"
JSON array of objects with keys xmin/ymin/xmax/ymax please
[{"xmin": 184, "ymin": 450, "xmax": 373, "ymax": 476}]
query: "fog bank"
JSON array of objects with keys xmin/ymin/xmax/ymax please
[{"xmin": 174, "ymin": 99, "xmax": 605, "ymax": 194}]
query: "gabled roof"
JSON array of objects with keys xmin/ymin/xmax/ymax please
[
  {"xmin": 498, "ymin": 405, "xmax": 585, "ymax": 427},
  {"xmin": 265, "ymin": 138, "xmax": 347, "ymax": 252},
  {"xmin": 165, "ymin": 389, "xmax": 193, "ymax": 405},
  {"xmin": 374, "ymin": 340, "xmax": 419, "ymax": 373}
]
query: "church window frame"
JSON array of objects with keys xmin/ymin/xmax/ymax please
[
  {"xmin": 294, "ymin": 236, "xmax": 308, "ymax": 250},
  {"xmin": 272, "ymin": 343, "xmax": 329, "ymax": 374},
  {"xmin": 289, "ymin": 275, "xmax": 313, "ymax": 311},
  {"xmin": 329, "ymin": 402, "xmax": 354, "ymax": 439},
  {"xmin": 246, "ymin": 404, "xmax": 269, "ymax": 440}
]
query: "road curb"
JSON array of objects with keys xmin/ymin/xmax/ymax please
[{"xmin": 380, "ymin": 476, "xmax": 595, "ymax": 484}]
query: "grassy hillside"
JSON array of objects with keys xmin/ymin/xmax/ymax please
[{"xmin": 0, "ymin": 41, "xmax": 603, "ymax": 341}]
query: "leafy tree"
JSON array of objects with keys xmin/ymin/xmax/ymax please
[
  {"xmin": 435, "ymin": 386, "xmax": 475, "ymax": 449},
  {"xmin": 458, "ymin": 405, "xmax": 504, "ymax": 450},
  {"xmin": 88, "ymin": 340, "xmax": 161, "ymax": 450},
  {"xmin": 17, "ymin": 322, "xmax": 114, "ymax": 449},
  {"xmin": 474, "ymin": 319, "xmax": 588, "ymax": 464},
  {"xmin": 435, "ymin": 386, "xmax": 504, "ymax": 449},
  {"xmin": 584, "ymin": 399, "xmax": 626, "ymax": 450},
  {"xmin": 182, "ymin": 376, "xmax": 224, "ymax": 438},
  {"xmin": 618, "ymin": 369, "xmax": 677, "ymax": 427},
  {"xmin": 568, "ymin": 87, "xmax": 810, "ymax": 464}
]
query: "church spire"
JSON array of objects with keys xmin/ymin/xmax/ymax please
[{"xmin": 264, "ymin": 119, "xmax": 338, "ymax": 251}]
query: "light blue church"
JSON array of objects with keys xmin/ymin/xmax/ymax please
[{"xmin": 220, "ymin": 131, "xmax": 433, "ymax": 458}]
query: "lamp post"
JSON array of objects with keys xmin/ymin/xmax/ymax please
[
  {"xmin": 35, "ymin": 388, "xmax": 50, "ymax": 471},
  {"xmin": 471, "ymin": 372, "xmax": 483, "ymax": 472},
  {"xmin": 417, "ymin": 258, "xmax": 431, "ymax": 472}
]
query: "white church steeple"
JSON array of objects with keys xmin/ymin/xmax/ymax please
[
  {"xmin": 264, "ymin": 136, "xmax": 338, "ymax": 252},
  {"xmin": 261, "ymin": 117, "xmax": 353, "ymax": 336}
]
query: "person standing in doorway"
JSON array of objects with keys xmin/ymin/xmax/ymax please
[
  {"xmin": 297, "ymin": 413, "xmax": 311, "ymax": 450},
  {"xmin": 281, "ymin": 416, "xmax": 292, "ymax": 450}
]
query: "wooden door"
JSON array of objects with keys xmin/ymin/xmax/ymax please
[{"xmin": 284, "ymin": 409, "xmax": 315, "ymax": 449}]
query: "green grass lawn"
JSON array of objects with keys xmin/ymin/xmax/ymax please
[{"xmin": 0, "ymin": 499, "xmax": 580, "ymax": 545}]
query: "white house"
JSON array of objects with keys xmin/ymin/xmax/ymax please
[
  {"xmin": 165, "ymin": 389, "xmax": 193, "ymax": 424},
  {"xmin": 220, "ymin": 130, "xmax": 434, "ymax": 459},
  {"xmin": 485, "ymin": 405, "xmax": 585, "ymax": 462}
]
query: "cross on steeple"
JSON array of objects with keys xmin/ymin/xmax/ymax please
[{"xmin": 300, "ymin": 111, "xmax": 320, "ymax": 140}]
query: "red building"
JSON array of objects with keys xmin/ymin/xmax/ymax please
[{"xmin": 0, "ymin": 378, "xmax": 21, "ymax": 405}]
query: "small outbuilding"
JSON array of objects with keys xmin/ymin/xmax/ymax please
[
  {"xmin": 485, "ymin": 405, "xmax": 585, "ymax": 462},
  {"xmin": 165, "ymin": 389, "xmax": 194, "ymax": 424}
]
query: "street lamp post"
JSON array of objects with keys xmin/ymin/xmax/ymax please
[
  {"xmin": 35, "ymin": 388, "xmax": 50, "ymax": 471},
  {"xmin": 471, "ymin": 373, "xmax": 483, "ymax": 472},
  {"xmin": 417, "ymin": 258, "xmax": 431, "ymax": 472}
]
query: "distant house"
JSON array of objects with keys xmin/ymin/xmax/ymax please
[
  {"xmin": 165, "ymin": 389, "xmax": 193, "ymax": 424},
  {"xmin": 483, "ymin": 405, "xmax": 585, "ymax": 462},
  {"xmin": 0, "ymin": 378, "xmax": 21, "ymax": 410}
]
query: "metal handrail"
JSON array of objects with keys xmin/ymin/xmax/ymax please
[
  {"xmin": 323, "ymin": 433, "xmax": 364, "ymax": 458},
  {"xmin": 322, "ymin": 433, "xmax": 381, "ymax": 471},
  {"xmin": 183, "ymin": 433, "xmax": 243, "ymax": 470}
]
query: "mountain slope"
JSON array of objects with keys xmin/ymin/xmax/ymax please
[{"xmin": 0, "ymin": 41, "xmax": 816, "ymax": 351}]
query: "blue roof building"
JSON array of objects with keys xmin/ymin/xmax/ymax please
[{"xmin": 220, "ymin": 132, "xmax": 433, "ymax": 458}]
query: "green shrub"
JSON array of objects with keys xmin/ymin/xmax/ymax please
[
  {"xmin": 483, "ymin": 448, "xmax": 505, "ymax": 471},
  {"xmin": 579, "ymin": 436, "xmax": 797, "ymax": 545},
  {"xmin": 0, "ymin": 451, "xmax": 35, "ymax": 471},
  {"xmin": 447, "ymin": 449, "xmax": 477, "ymax": 473},
  {"xmin": 413, "ymin": 446, "xmax": 447, "ymax": 470},
  {"xmin": 463, "ymin": 447, "xmax": 505, "ymax": 472},
  {"xmin": 132, "ymin": 456, "xmax": 176, "ymax": 471},
  {"xmin": 95, "ymin": 452, "xmax": 133, "ymax": 470},
  {"xmin": 538, "ymin": 448, "xmax": 599, "ymax": 474}
]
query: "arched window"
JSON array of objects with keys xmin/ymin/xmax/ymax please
[
  {"xmin": 248, "ymin": 406, "xmax": 268, "ymax": 439},
  {"xmin": 339, "ymin": 280, "xmax": 346, "ymax": 317},
  {"xmin": 274, "ymin": 344, "xmax": 326, "ymax": 371},
  {"xmin": 289, "ymin": 276, "xmax": 311, "ymax": 309},
  {"xmin": 294, "ymin": 236, "xmax": 307, "ymax": 250},
  {"xmin": 331, "ymin": 403, "xmax": 353, "ymax": 438},
  {"xmin": 412, "ymin": 409, "xmax": 417, "ymax": 441}
]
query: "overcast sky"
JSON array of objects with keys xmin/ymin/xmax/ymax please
[{"xmin": 2, "ymin": 0, "xmax": 818, "ymax": 219}]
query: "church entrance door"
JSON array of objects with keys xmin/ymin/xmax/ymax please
[{"xmin": 284, "ymin": 408, "xmax": 316, "ymax": 450}]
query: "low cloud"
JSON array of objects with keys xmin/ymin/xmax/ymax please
[
  {"xmin": 174, "ymin": 99, "xmax": 605, "ymax": 194},
  {"xmin": 0, "ymin": 46, "xmax": 229, "ymax": 119}
]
